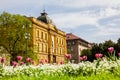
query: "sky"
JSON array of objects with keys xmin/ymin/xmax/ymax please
[{"xmin": 0, "ymin": 0, "xmax": 120, "ymax": 43}]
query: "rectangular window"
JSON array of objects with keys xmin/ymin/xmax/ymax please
[
  {"xmin": 36, "ymin": 43, "xmax": 39, "ymax": 52},
  {"xmin": 52, "ymin": 36, "xmax": 54, "ymax": 52},
  {"xmin": 39, "ymin": 43, "xmax": 42, "ymax": 52},
  {"xmin": 45, "ymin": 33, "xmax": 47, "ymax": 40},
  {"xmin": 36, "ymin": 30, "xmax": 39, "ymax": 38},
  {"xmin": 41, "ymin": 32, "xmax": 43, "ymax": 39}
]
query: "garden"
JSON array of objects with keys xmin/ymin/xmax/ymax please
[{"xmin": 0, "ymin": 47, "xmax": 120, "ymax": 80}]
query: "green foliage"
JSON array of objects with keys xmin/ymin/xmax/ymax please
[
  {"xmin": 67, "ymin": 49, "xmax": 73, "ymax": 54},
  {"xmin": 81, "ymin": 39, "xmax": 120, "ymax": 61},
  {"xmin": 81, "ymin": 49, "xmax": 93, "ymax": 61},
  {"xmin": 0, "ymin": 12, "xmax": 35, "ymax": 62}
]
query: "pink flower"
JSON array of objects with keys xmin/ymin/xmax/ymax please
[
  {"xmin": 20, "ymin": 62, "xmax": 24, "ymax": 65},
  {"xmin": 1, "ymin": 57, "xmax": 5, "ymax": 63},
  {"xmin": 16, "ymin": 56, "xmax": 23, "ymax": 61},
  {"xmin": 40, "ymin": 60, "xmax": 44, "ymax": 64},
  {"xmin": 79, "ymin": 57, "xmax": 83, "ymax": 61},
  {"xmin": 83, "ymin": 56, "xmax": 87, "ymax": 61},
  {"xmin": 26, "ymin": 58, "xmax": 31, "ymax": 63},
  {"xmin": 45, "ymin": 59, "xmax": 48, "ymax": 63},
  {"xmin": 12, "ymin": 61, "xmax": 18, "ymax": 67},
  {"xmin": 118, "ymin": 52, "xmax": 120, "ymax": 57},
  {"xmin": 102, "ymin": 57, "xmax": 106, "ymax": 60},
  {"xmin": 31, "ymin": 61, "xmax": 34, "ymax": 65},
  {"xmin": 60, "ymin": 61, "xmax": 64, "ymax": 64},
  {"xmin": 108, "ymin": 47, "xmax": 114, "ymax": 53},
  {"xmin": 95, "ymin": 53, "xmax": 103, "ymax": 59},
  {"xmin": 66, "ymin": 54, "xmax": 72, "ymax": 60}
]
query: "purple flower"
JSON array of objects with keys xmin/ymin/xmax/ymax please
[{"xmin": 108, "ymin": 47, "xmax": 114, "ymax": 53}]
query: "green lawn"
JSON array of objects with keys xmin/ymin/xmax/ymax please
[{"xmin": 1, "ymin": 72, "xmax": 120, "ymax": 80}]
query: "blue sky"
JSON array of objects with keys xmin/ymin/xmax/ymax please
[{"xmin": 0, "ymin": 0, "xmax": 120, "ymax": 43}]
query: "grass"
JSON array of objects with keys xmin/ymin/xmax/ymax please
[{"xmin": 1, "ymin": 72, "xmax": 120, "ymax": 80}]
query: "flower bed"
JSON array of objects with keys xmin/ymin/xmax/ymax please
[{"xmin": 0, "ymin": 59, "xmax": 119, "ymax": 78}]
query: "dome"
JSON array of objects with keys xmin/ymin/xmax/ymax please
[{"xmin": 37, "ymin": 10, "xmax": 53, "ymax": 24}]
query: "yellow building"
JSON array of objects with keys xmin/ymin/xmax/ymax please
[{"xmin": 28, "ymin": 11, "xmax": 67, "ymax": 64}]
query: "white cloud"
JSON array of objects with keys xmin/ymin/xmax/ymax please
[
  {"xmin": 52, "ymin": 0, "xmax": 120, "ymax": 8},
  {"xmin": 0, "ymin": 0, "xmax": 120, "ymax": 43},
  {"xmin": 51, "ymin": 7, "xmax": 120, "ymax": 28}
]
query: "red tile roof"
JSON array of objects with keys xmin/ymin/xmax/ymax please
[
  {"xmin": 66, "ymin": 33, "xmax": 89, "ymax": 43},
  {"xmin": 66, "ymin": 33, "xmax": 79, "ymax": 40}
]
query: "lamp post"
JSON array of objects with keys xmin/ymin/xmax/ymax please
[{"xmin": 24, "ymin": 24, "xmax": 30, "ymax": 60}]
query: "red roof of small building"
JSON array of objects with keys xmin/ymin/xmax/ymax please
[
  {"xmin": 66, "ymin": 33, "xmax": 89, "ymax": 43},
  {"xmin": 66, "ymin": 33, "xmax": 79, "ymax": 40}
]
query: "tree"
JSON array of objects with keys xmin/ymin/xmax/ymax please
[
  {"xmin": 0, "ymin": 12, "xmax": 33, "ymax": 62},
  {"xmin": 81, "ymin": 49, "xmax": 93, "ymax": 61},
  {"xmin": 115, "ymin": 38, "xmax": 120, "ymax": 54}
]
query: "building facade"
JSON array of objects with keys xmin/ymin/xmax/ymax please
[
  {"xmin": 28, "ymin": 11, "xmax": 67, "ymax": 64},
  {"xmin": 66, "ymin": 33, "xmax": 92, "ymax": 63}
]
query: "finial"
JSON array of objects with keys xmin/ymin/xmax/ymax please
[
  {"xmin": 43, "ymin": 9, "xmax": 45, "ymax": 13},
  {"xmin": 41, "ymin": 8, "xmax": 47, "ymax": 16}
]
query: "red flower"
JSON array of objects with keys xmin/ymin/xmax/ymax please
[
  {"xmin": 12, "ymin": 61, "xmax": 18, "ymax": 67},
  {"xmin": 95, "ymin": 53, "xmax": 103, "ymax": 59},
  {"xmin": 66, "ymin": 54, "xmax": 72, "ymax": 60},
  {"xmin": 108, "ymin": 47, "xmax": 114, "ymax": 53},
  {"xmin": 26, "ymin": 58, "xmax": 31, "ymax": 63},
  {"xmin": 16, "ymin": 56, "xmax": 23, "ymax": 61},
  {"xmin": 118, "ymin": 52, "xmax": 120, "ymax": 57},
  {"xmin": 1, "ymin": 57, "xmax": 5, "ymax": 63},
  {"xmin": 83, "ymin": 56, "xmax": 87, "ymax": 61}
]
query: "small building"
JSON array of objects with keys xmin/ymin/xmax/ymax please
[
  {"xmin": 66, "ymin": 33, "xmax": 92, "ymax": 63},
  {"xmin": 28, "ymin": 11, "xmax": 67, "ymax": 64}
]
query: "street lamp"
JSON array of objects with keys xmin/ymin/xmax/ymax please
[{"xmin": 24, "ymin": 24, "xmax": 31, "ymax": 59}]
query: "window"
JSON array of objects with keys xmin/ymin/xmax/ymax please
[
  {"xmin": 72, "ymin": 41, "xmax": 75, "ymax": 45},
  {"xmin": 67, "ymin": 41, "xmax": 71, "ymax": 45},
  {"xmin": 42, "ymin": 44, "xmax": 43, "ymax": 52},
  {"xmin": 36, "ymin": 30, "xmax": 39, "ymax": 38},
  {"xmin": 62, "ymin": 39, "xmax": 64, "ymax": 45},
  {"xmin": 45, "ymin": 33, "xmax": 47, "ymax": 40},
  {"xmin": 71, "ymin": 47, "xmax": 73, "ymax": 51},
  {"xmin": 45, "ymin": 45, "xmax": 48, "ymax": 52},
  {"xmin": 41, "ymin": 32, "xmax": 43, "ymax": 39},
  {"xmin": 36, "ymin": 43, "xmax": 39, "ymax": 52},
  {"xmin": 39, "ymin": 43, "xmax": 42, "ymax": 52},
  {"xmin": 52, "ymin": 36, "xmax": 54, "ymax": 52}
]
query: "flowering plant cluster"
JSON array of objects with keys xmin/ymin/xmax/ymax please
[
  {"xmin": 79, "ymin": 56, "xmax": 87, "ymax": 61},
  {"xmin": 0, "ymin": 47, "xmax": 119, "ymax": 78},
  {"xmin": 0, "ymin": 59, "xmax": 119, "ymax": 77},
  {"xmin": 12, "ymin": 56, "xmax": 33, "ymax": 67}
]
